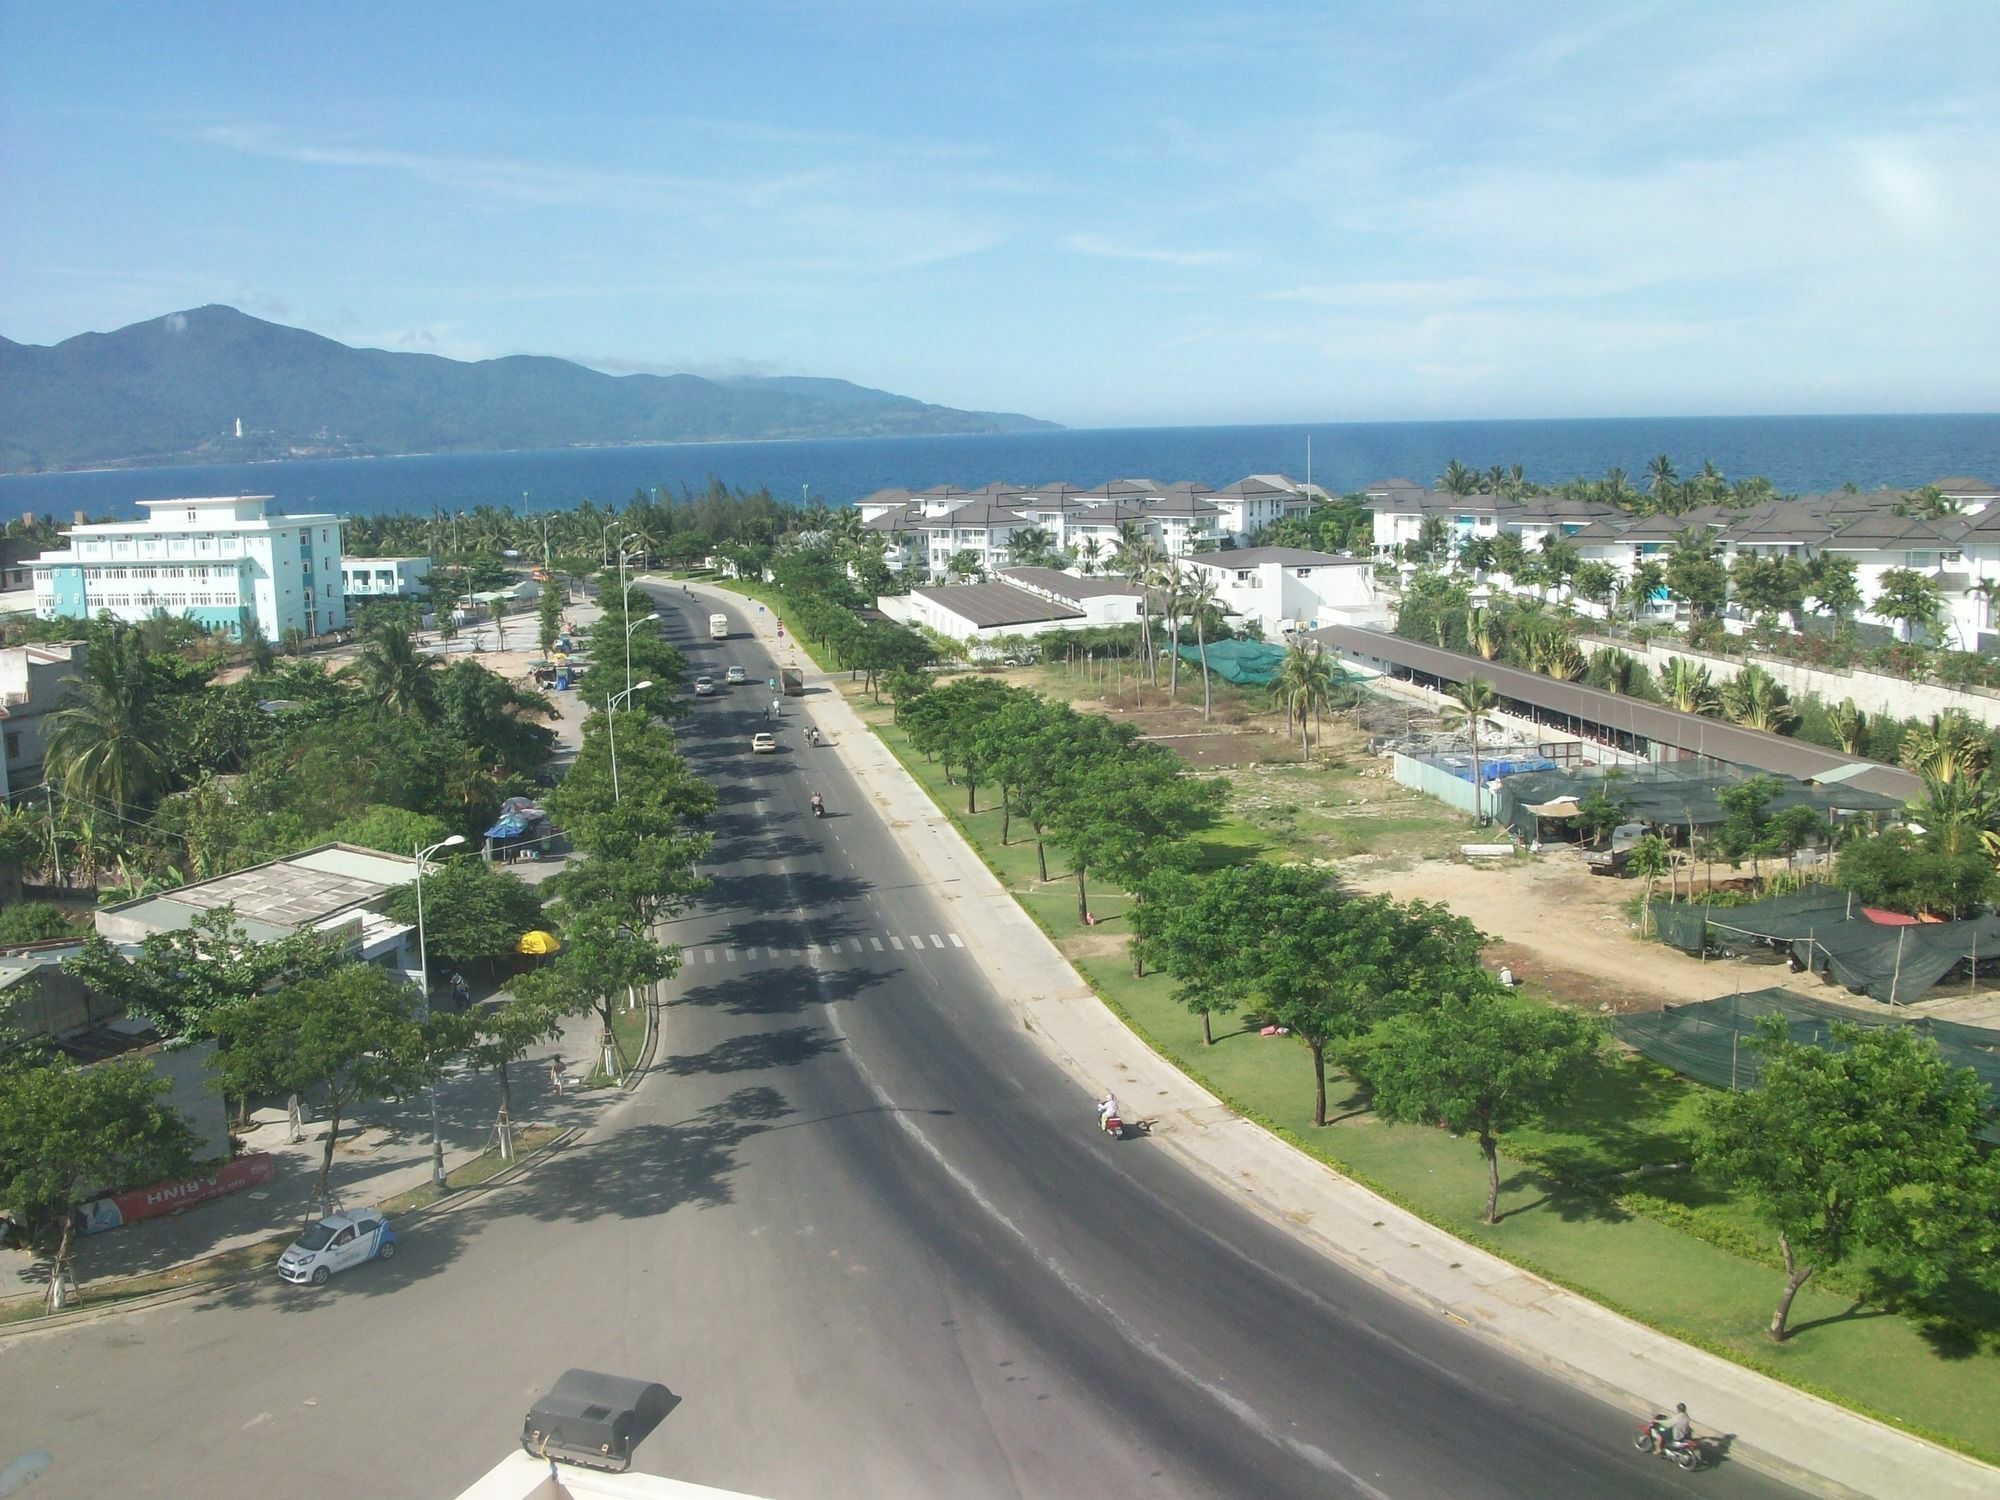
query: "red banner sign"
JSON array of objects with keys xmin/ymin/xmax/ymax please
[{"xmin": 80, "ymin": 1153, "xmax": 277, "ymax": 1234}]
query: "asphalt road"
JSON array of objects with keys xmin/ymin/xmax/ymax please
[{"xmin": 0, "ymin": 590, "xmax": 1811, "ymax": 1500}]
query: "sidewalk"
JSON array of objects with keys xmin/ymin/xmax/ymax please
[
  {"xmin": 698, "ymin": 581, "xmax": 2000, "ymax": 1500},
  {"xmin": 0, "ymin": 1004, "xmax": 614, "ymax": 1303}
]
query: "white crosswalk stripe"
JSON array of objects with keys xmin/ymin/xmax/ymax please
[
  {"xmin": 947, "ymin": 933, "xmax": 964, "ymax": 948},
  {"xmin": 849, "ymin": 937, "xmax": 864, "ymax": 954},
  {"xmin": 889, "ymin": 936, "xmax": 905, "ymax": 951},
  {"xmin": 870, "ymin": 937, "xmax": 884, "ymax": 951},
  {"xmin": 929, "ymin": 934, "xmax": 945, "ymax": 949}
]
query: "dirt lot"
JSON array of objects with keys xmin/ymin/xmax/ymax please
[{"xmin": 1346, "ymin": 854, "xmax": 1826, "ymax": 1013}]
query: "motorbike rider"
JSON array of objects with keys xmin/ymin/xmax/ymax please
[
  {"xmin": 1655, "ymin": 1403, "xmax": 1692, "ymax": 1457},
  {"xmin": 1097, "ymin": 1091, "xmax": 1119, "ymax": 1131},
  {"xmin": 810, "ymin": 792, "xmax": 824, "ymax": 816}
]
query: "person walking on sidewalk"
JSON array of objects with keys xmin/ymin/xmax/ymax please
[{"xmin": 549, "ymin": 1055, "xmax": 566, "ymax": 1100}]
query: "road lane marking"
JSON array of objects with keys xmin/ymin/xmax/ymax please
[
  {"xmin": 814, "ymin": 975, "xmax": 1382, "ymax": 1498},
  {"xmin": 947, "ymin": 933, "xmax": 964, "ymax": 948},
  {"xmin": 889, "ymin": 936, "xmax": 905, "ymax": 951},
  {"xmin": 725, "ymin": 949, "xmax": 738, "ymax": 963},
  {"xmin": 870, "ymin": 937, "xmax": 884, "ymax": 951},
  {"xmin": 909, "ymin": 934, "xmax": 924, "ymax": 948},
  {"xmin": 805, "ymin": 940, "xmax": 819, "ymax": 954},
  {"xmin": 929, "ymin": 934, "xmax": 945, "ymax": 949},
  {"xmin": 849, "ymin": 937, "xmax": 864, "ymax": 953}
]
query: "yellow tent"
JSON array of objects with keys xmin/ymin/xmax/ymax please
[{"xmin": 516, "ymin": 930, "xmax": 562, "ymax": 956}]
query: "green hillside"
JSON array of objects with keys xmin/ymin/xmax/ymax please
[{"xmin": 0, "ymin": 306, "xmax": 1059, "ymax": 474}]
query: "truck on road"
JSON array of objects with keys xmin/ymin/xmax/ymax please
[
  {"xmin": 709, "ymin": 613, "xmax": 729, "ymax": 640},
  {"xmin": 780, "ymin": 666, "xmax": 804, "ymax": 696}
]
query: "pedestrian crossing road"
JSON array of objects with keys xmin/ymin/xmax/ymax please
[{"xmin": 685, "ymin": 931, "xmax": 966, "ymax": 963}]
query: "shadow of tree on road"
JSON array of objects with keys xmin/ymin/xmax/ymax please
[
  {"xmin": 503, "ymin": 1086, "xmax": 797, "ymax": 1225},
  {"xmin": 673, "ymin": 964, "xmax": 888, "ymax": 1019},
  {"xmin": 662, "ymin": 1025, "xmax": 841, "ymax": 1077}
]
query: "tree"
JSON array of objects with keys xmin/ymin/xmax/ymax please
[
  {"xmin": 63, "ymin": 903, "xmax": 342, "ymax": 1044},
  {"xmin": 515, "ymin": 905, "xmax": 675, "ymax": 1081},
  {"xmin": 1437, "ymin": 459, "xmax": 1479, "ymax": 496},
  {"xmin": 1274, "ymin": 640, "xmax": 1344, "ymax": 760},
  {"xmin": 0, "ymin": 1056, "xmax": 197, "ymax": 1310},
  {"xmin": 538, "ymin": 583, "xmax": 564, "ymax": 655},
  {"xmin": 1044, "ymin": 748, "xmax": 1221, "ymax": 924},
  {"xmin": 1256, "ymin": 879, "xmax": 1491, "ymax": 1126},
  {"xmin": 1140, "ymin": 866, "xmax": 1271, "ymax": 1044},
  {"xmin": 1359, "ymin": 993, "xmax": 1600, "ymax": 1224},
  {"xmin": 1892, "ymin": 484, "xmax": 1960, "ymax": 521},
  {"xmin": 1184, "ymin": 571, "xmax": 1222, "ymax": 721},
  {"xmin": 380, "ymin": 857, "xmax": 545, "ymax": 987},
  {"xmin": 327, "ymin": 805, "xmax": 453, "ymax": 857},
  {"xmin": 945, "ymin": 549, "xmax": 985, "ymax": 584},
  {"xmin": 0, "ymin": 903, "xmax": 77, "ymax": 944},
  {"xmin": 1806, "ymin": 554, "xmax": 1862, "ymax": 632},
  {"xmin": 211, "ymin": 963, "xmax": 433, "ymax": 1205},
  {"xmin": 1628, "ymin": 835, "xmax": 1672, "ymax": 928},
  {"xmin": 1644, "ymin": 453, "xmax": 1679, "ymax": 509},
  {"xmin": 1701, "ymin": 1016, "xmax": 1991, "ymax": 1340},
  {"xmin": 1664, "ymin": 529, "xmax": 1728, "ymax": 622},
  {"xmin": 42, "ymin": 631, "xmax": 165, "ymax": 816},
  {"xmin": 1443, "ymin": 677, "xmax": 1499, "ymax": 820},
  {"xmin": 349, "ymin": 619, "xmax": 441, "ymax": 724},
  {"xmin": 1899, "ymin": 710, "xmax": 1988, "ymax": 785},
  {"xmin": 464, "ymin": 993, "xmax": 563, "ymax": 1160},
  {"xmin": 1835, "ymin": 825, "xmax": 1997, "ymax": 919},
  {"xmin": 1871, "ymin": 568, "xmax": 1946, "ymax": 645},
  {"xmin": 1005, "ymin": 525, "xmax": 1060, "ymax": 568}
]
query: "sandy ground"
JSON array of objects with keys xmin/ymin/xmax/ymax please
[{"xmin": 1346, "ymin": 854, "xmax": 1824, "ymax": 1013}]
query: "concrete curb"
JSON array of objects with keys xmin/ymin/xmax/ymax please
[
  {"xmin": 697, "ymin": 582, "xmax": 2000, "ymax": 1500},
  {"xmin": 0, "ymin": 1124, "xmax": 584, "ymax": 1340}
]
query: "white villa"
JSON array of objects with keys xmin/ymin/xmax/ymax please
[{"xmin": 1365, "ymin": 474, "xmax": 2000, "ymax": 649}]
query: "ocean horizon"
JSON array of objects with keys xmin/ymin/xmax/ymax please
[{"xmin": 4, "ymin": 412, "xmax": 1999, "ymax": 525}]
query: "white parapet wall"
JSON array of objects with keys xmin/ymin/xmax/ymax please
[
  {"xmin": 455, "ymin": 1452, "xmax": 773, "ymax": 1500},
  {"xmin": 1580, "ymin": 633, "xmax": 2000, "ymax": 728}
]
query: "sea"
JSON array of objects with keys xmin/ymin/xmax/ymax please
[{"xmin": 4, "ymin": 413, "xmax": 1999, "ymax": 525}]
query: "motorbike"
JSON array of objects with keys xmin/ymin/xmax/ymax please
[
  {"xmin": 1634, "ymin": 1417, "xmax": 1704, "ymax": 1471},
  {"xmin": 811, "ymin": 796, "xmax": 825, "ymax": 818}
]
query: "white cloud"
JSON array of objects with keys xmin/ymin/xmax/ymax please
[{"xmin": 1066, "ymin": 233, "xmax": 1239, "ymax": 268}]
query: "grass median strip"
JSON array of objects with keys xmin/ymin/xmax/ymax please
[{"xmin": 844, "ymin": 676, "xmax": 2000, "ymax": 1464}]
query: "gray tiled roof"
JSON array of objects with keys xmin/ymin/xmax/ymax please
[
  {"xmin": 911, "ymin": 582, "xmax": 1085, "ymax": 629},
  {"xmin": 1309, "ymin": 625, "xmax": 1920, "ymax": 802},
  {"xmin": 997, "ymin": 567, "xmax": 1146, "ymax": 601}
]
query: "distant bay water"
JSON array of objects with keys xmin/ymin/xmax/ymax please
[{"xmin": 4, "ymin": 414, "xmax": 1999, "ymax": 525}]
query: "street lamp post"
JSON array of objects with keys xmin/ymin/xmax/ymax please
[
  {"xmin": 413, "ymin": 833, "xmax": 467, "ymax": 1192},
  {"xmin": 623, "ymin": 610, "xmax": 658, "ymax": 698},
  {"xmin": 606, "ymin": 680, "xmax": 654, "ymax": 803}
]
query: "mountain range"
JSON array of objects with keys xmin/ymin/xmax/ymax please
[{"xmin": 0, "ymin": 306, "xmax": 1059, "ymax": 474}]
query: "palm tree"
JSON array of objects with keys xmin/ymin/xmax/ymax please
[
  {"xmin": 1456, "ymin": 534, "xmax": 1495, "ymax": 577},
  {"xmin": 1437, "ymin": 459, "xmax": 1479, "ymax": 496},
  {"xmin": 1465, "ymin": 606, "xmax": 1502, "ymax": 662},
  {"xmin": 1186, "ymin": 573, "xmax": 1221, "ymax": 721},
  {"xmin": 1006, "ymin": 524, "xmax": 1058, "ymax": 568},
  {"xmin": 1077, "ymin": 537, "xmax": 1104, "ymax": 577},
  {"xmin": 1644, "ymin": 454, "xmax": 1679, "ymax": 511},
  {"xmin": 1892, "ymin": 484, "xmax": 1961, "ymax": 521},
  {"xmin": 350, "ymin": 620, "xmax": 440, "ymax": 723},
  {"xmin": 1275, "ymin": 641, "xmax": 1340, "ymax": 760},
  {"xmin": 1443, "ymin": 677, "xmax": 1500, "ymax": 821},
  {"xmin": 42, "ymin": 633, "xmax": 164, "ymax": 817},
  {"xmin": 1659, "ymin": 656, "xmax": 1720, "ymax": 715}
]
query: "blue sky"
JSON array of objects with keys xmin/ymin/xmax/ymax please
[{"xmin": 3, "ymin": 1, "xmax": 1995, "ymax": 426}]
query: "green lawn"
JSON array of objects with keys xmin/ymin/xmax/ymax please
[{"xmin": 845, "ymin": 680, "xmax": 2000, "ymax": 1462}]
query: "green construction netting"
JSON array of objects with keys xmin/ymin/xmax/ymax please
[
  {"xmin": 1175, "ymin": 640, "xmax": 1290, "ymax": 685},
  {"xmin": 1492, "ymin": 761, "xmax": 1903, "ymax": 844},
  {"xmin": 1646, "ymin": 890, "xmax": 2000, "ymax": 1004},
  {"xmin": 1612, "ymin": 987, "xmax": 2000, "ymax": 1142}
]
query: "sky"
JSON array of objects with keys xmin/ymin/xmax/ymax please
[{"xmin": 3, "ymin": 1, "xmax": 1997, "ymax": 428}]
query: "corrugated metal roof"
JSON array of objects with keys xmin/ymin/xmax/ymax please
[
  {"xmin": 910, "ymin": 583, "xmax": 1085, "ymax": 629},
  {"xmin": 1309, "ymin": 624, "xmax": 1922, "ymax": 802}
]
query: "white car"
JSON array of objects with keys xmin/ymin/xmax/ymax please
[
  {"xmin": 751, "ymin": 732, "xmax": 777, "ymax": 754},
  {"xmin": 725, "ymin": 665, "xmax": 747, "ymax": 685},
  {"xmin": 277, "ymin": 1209, "xmax": 397, "ymax": 1286},
  {"xmin": 693, "ymin": 676, "xmax": 715, "ymax": 696}
]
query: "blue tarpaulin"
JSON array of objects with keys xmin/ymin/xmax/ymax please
[{"xmin": 484, "ymin": 815, "xmax": 529, "ymax": 840}]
